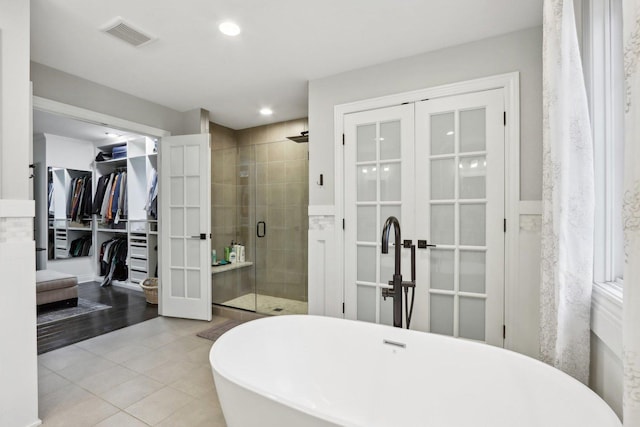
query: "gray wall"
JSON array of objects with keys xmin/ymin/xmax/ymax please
[
  {"xmin": 308, "ymin": 26, "xmax": 542, "ymax": 205},
  {"xmin": 31, "ymin": 62, "xmax": 187, "ymax": 135}
]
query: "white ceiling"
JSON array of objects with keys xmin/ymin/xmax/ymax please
[{"xmin": 30, "ymin": 0, "xmax": 542, "ymax": 130}]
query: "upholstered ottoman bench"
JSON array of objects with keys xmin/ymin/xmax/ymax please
[{"xmin": 36, "ymin": 270, "xmax": 78, "ymax": 308}]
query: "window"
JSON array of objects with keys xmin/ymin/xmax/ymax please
[{"xmin": 581, "ymin": 0, "xmax": 625, "ymax": 295}]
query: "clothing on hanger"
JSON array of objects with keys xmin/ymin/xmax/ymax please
[{"xmin": 99, "ymin": 237, "xmax": 128, "ymax": 286}]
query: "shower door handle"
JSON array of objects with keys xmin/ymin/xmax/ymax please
[{"xmin": 257, "ymin": 221, "xmax": 266, "ymax": 238}]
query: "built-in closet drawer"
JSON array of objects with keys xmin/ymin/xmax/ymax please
[
  {"xmin": 130, "ymin": 245, "xmax": 147, "ymax": 259},
  {"xmin": 55, "ymin": 249, "xmax": 68, "ymax": 258},
  {"xmin": 130, "ymin": 221, "xmax": 147, "ymax": 233},
  {"xmin": 130, "ymin": 258, "xmax": 147, "ymax": 271},
  {"xmin": 129, "ymin": 269, "xmax": 147, "ymax": 284}
]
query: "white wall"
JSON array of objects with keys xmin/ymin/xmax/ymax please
[
  {"xmin": 0, "ymin": 1, "xmax": 40, "ymax": 426},
  {"xmin": 308, "ymin": 26, "xmax": 542, "ymax": 206},
  {"xmin": 31, "ymin": 62, "xmax": 188, "ymax": 136},
  {"xmin": 307, "ymin": 27, "xmax": 544, "ymax": 357}
]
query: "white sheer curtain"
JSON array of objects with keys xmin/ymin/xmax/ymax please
[
  {"xmin": 623, "ymin": 0, "xmax": 640, "ymax": 423},
  {"xmin": 541, "ymin": 0, "xmax": 595, "ymax": 384}
]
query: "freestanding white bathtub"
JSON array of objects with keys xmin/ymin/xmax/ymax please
[{"xmin": 210, "ymin": 315, "xmax": 621, "ymax": 427}]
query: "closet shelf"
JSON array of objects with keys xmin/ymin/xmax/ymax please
[
  {"xmin": 97, "ymin": 228, "xmax": 127, "ymax": 234},
  {"xmin": 95, "ymin": 158, "xmax": 127, "ymax": 167}
]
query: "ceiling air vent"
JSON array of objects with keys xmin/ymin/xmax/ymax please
[{"xmin": 101, "ymin": 18, "xmax": 155, "ymax": 47}]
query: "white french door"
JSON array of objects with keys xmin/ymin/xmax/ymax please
[
  {"xmin": 160, "ymin": 134, "xmax": 212, "ymax": 321},
  {"xmin": 344, "ymin": 104, "xmax": 415, "ymax": 325},
  {"xmin": 344, "ymin": 89, "xmax": 505, "ymax": 346}
]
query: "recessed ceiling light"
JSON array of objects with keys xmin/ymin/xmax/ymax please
[
  {"xmin": 219, "ymin": 21, "xmax": 241, "ymax": 36},
  {"xmin": 260, "ymin": 108, "xmax": 273, "ymax": 116}
]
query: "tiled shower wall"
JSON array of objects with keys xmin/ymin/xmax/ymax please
[{"xmin": 210, "ymin": 119, "xmax": 309, "ymax": 305}]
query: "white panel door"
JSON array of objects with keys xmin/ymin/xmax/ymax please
[
  {"xmin": 160, "ymin": 134, "xmax": 212, "ymax": 321},
  {"xmin": 344, "ymin": 104, "xmax": 415, "ymax": 325},
  {"xmin": 413, "ymin": 89, "xmax": 505, "ymax": 346}
]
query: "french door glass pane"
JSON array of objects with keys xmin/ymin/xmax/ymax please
[
  {"xmin": 171, "ymin": 208, "xmax": 184, "ymax": 235},
  {"xmin": 460, "ymin": 108, "xmax": 486, "ymax": 152},
  {"xmin": 170, "ymin": 146, "xmax": 184, "ymax": 175},
  {"xmin": 459, "ymin": 156, "xmax": 486, "ymax": 199},
  {"xmin": 187, "ymin": 270, "xmax": 201, "ymax": 298},
  {"xmin": 170, "ymin": 178, "xmax": 184, "ymax": 205},
  {"xmin": 186, "ymin": 208, "xmax": 199, "ymax": 236},
  {"xmin": 459, "ymin": 203, "xmax": 486, "ymax": 246},
  {"xmin": 459, "ymin": 251, "xmax": 486, "ymax": 293},
  {"xmin": 186, "ymin": 177, "xmax": 200, "ymax": 205},
  {"xmin": 186, "ymin": 240, "xmax": 199, "ymax": 268},
  {"xmin": 185, "ymin": 145, "xmax": 200, "ymax": 174},
  {"xmin": 430, "ymin": 112, "xmax": 455, "ymax": 155},
  {"xmin": 459, "ymin": 297, "xmax": 486, "ymax": 341},
  {"xmin": 430, "ymin": 294, "xmax": 454, "ymax": 335},
  {"xmin": 430, "ymin": 249, "xmax": 454, "ymax": 291},
  {"xmin": 171, "ymin": 269, "xmax": 185, "ymax": 297},
  {"xmin": 357, "ymin": 166, "xmax": 376, "ymax": 201},
  {"xmin": 171, "ymin": 238, "xmax": 184, "ymax": 267},
  {"xmin": 431, "ymin": 159, "xmax": 455, "ymax": 200},
  {"xmin": 380, "ymin": 163, "xmax": 401, "ymax": 201},
  {"xmin": 357, "ymin": 124, "xmax": 376, "ymax": 162},
  {"xmin": 357, "ymin": 206, "xmax": 376, "ymax": 242},
  {"xmin": 357, "ymin": 246, "xmax": 376, "ymax": 283},
  {"xmin": 357, "ymin": 285, "xmax": 376, "ymax": 322},
  {"xmin": 431, "ymin": 204, "xmax": 455, "ymax": 245},
  {"xmin": 380, "ymin": 121, "xmax": 401, "ymax": 160}
]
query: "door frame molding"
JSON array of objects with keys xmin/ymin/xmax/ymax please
[
  {"xmin": 33, "ymin": 96, "xmax": 171, "ymax": 138},
  {"xmin": 31, "ymin": 96, "xmax": 172, "ymax": 296},
  {"xmin": 333, "ymin": 72, "xmax": 520, "ymax": 349}
]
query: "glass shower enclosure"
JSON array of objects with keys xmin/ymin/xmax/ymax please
[{"xmin": 211, "ymin": 138, "xmax": 308, "ymax": 315}]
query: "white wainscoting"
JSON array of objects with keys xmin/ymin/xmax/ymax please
[
  {"xmin": 0, "ymin": 200, "xmax": 40, "ymax": 427},
  {"xmin": 513, "ymin": 202, "xmax": 543, "ymax": 359},
  {"xmin": 308, "ymin": 206, "xmax": 340, "ymax": 317}
]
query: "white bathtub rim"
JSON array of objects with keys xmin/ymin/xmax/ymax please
[
  {"xmin": 210, "ymin": 315, "xmax": 621, "ymax": 427},
  {"xmin": 211, "ymin": 316, "xmax": 349, "ymax": 426}
]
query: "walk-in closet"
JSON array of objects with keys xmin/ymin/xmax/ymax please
[{"xmin": 33, "ymin": 109, "xmax": 159, "ymax": 352}]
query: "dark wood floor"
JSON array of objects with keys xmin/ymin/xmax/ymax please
[{"xmin": 37, "ymin": 281, "xmax": 158, "ymax": 354}]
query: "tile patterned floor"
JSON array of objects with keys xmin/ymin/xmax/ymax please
[
  {"xmin": 38, "ymin": 315, "xmax": 229, "ymax": 426},
  {"xmin": 223, "ymin": 293, "xmax": 308, "ymax": 315}
]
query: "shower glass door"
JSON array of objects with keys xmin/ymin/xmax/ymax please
[
  {"xmin": 253, "ymin": 140, "xmax": 309, "ymax": 315},
  {"xmin": 211, "ymin": 138, "xmax": 309, "ymax": 315}
]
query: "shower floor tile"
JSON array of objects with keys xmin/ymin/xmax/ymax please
[{"xmin": 222, "ymin": 293, "xmax": 307, "ymax": 315}]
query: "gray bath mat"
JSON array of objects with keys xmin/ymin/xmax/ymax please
[
  {"xmin": 197, "ymin": 319, "xmax": 243, "ymax": 341},
  {"xmin": 37, "ymin": 298, "xmax": 111, "ymax": 325}
]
